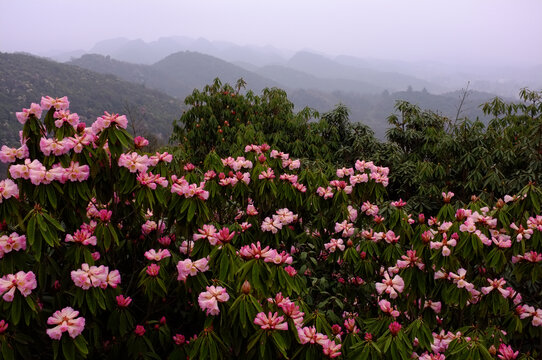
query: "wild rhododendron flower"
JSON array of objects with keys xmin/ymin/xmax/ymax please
[
  {"xmin": 481, "ymin": 278, "xmax": 510, "ymax": 297},
  {"xmin": 116, "ymin": 295, "xmax": 132, "ymax": 307},
  {"xmin": 41, "ymin": 96, "xmax": 69, "ymax": 111},
  {"xmin": 16, "ymin": 103, "xmax": 42, "ymax": 124},
  {"xmin": 91, "ymin": 111, "xmax": 128, "ymax": 133},
  {"xmin": 144, "ymin": 249, "xmax": 171, "ymax": 261},
  {"xmin": 176, "ymin": 257, "xmax": 209, "ymax": 281},
  {"xmin": 146, "ymin": 264, "xmax": 160, "ymax": 276},
  {"xmin": 324, "ymin": 238, "xmax": 345, "ymax": 253},
  {"xmin": 253, "ymin": 312, "xmax": 288, "ymax": 330},
  {"xmin": 375, "ymin": 272, "xmax": 404, "ymax": 299},
  {"xmin": 134, "ymin": 136, "xmax": 149, "ymax": 148},
  {"xmin": 71, "ymin": 264, "xmax": 120, "ymax": 289},
  {"xmin": 0, "ymin": 320, "xmax": 7, "ymax": 333},
  {"xmin": 497, "ymin": 344, "xmax": 519, "ymax": 359},
  {"xmin": 396, "ymin": 249, "xmax": 425, "ymax": 269},
  {"xmin": 46, "ymin": 307, "xmax": 85, "ymax": 340},
  {"xmin": 430, "ymin": 233, "xmax": 457, "ymax": 256},
  {"xmin": 65, "ymin": 228, "xmax": 97, "ymax": 246},
  {"xmin": 198, "ymin": 286, "xmax": 229, "ymax": 315},
  {"xmin": 321, "ymin": 339, "xmax": 342, "ymax": 358},
  {"xmin": 0, "ymin": 271, "xmax": 37, "ymax": 301},
  {"xmin": 0, "ymin": 232, "xmax": 26, "ymax": 258},
  {"xmin": 389, "ymin": 321, "xmax": 402, "ymax": 336},
  {"xmin": 118, "ymin": 152, "xmax": 150, "ymax": 173}
]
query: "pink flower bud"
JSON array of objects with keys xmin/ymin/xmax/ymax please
[
  {"xmin": 146, "ymin": 264, "xmax": 160, "ymax": 277},
  {"xmin": 389, "ymin": 321, "xmax": 402, "ymax": 336},
  {"xmin": 134, "ymin": 325, "xmax": 145, "ymax": 336},
  {"xmin": 0, "ymin": 320, "xmax": 8, "ymax": 333}
]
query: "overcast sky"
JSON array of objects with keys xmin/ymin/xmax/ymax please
[{"xmin": 1, "ymin": 0, "xmax": 541, "ymax": 67}]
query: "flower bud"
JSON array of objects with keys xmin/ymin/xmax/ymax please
[{"xmin": 241, "ymin": 280, "xmax": 251, "ymax": 294}]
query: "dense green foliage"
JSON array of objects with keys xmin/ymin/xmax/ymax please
[{"xmin": 170, "ymin": 81, "xmax": 542, "ymax": 214}]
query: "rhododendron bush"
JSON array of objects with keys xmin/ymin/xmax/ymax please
[{"xmin": 0, "ymin": 97, "xmax": 542, "ymax": 360}]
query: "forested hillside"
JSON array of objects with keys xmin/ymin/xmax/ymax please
[{"xmin": 0, "ymin": 52, "xmax": 183, "ymax": 147}]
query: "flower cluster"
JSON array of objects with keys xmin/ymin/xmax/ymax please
[
  {"xmin": 71, "ymin": 263, "xmax": 121, "ymax": 290},
  {"xmin": 46, "ymin": 307, "xmax": 85, "ymax": 340},
  {"xmin": 0, "ymin": 232, "xmax": 26, "ymax": 258},
  {"xmin": 198, "ymin": 285, "xmax": 229, "ymax": 315},
  {"xmin": 0, "ymin": 271, "xmax": 37, "ymax": 301}
]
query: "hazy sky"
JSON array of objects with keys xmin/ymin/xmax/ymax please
[{"xmin": 1, "ymin": 0, "xmax": 541, "ymax": 66}]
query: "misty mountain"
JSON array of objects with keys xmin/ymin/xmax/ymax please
[
  {"xmin": 255, "ymin": 65, "xmax": 384, "ymax": 94},
  {"xmin": 286, "ymin": 51, "xmax": 445, "ymax": 93},
  {"xmin": 0, "ymin": 52, "xmax": 183, "ymax": 147},
  {"xmin": 88, "ymin": 36, "xmax": 289, "ymax": 67},
  {"xmin": 69, "ymin": 51, "xmax": 280, "ymax": 99}
]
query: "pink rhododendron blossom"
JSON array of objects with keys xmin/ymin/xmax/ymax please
[
  {"xmin": 91, "ymin": 111, "xmax": 128, "ymax": 133},
  {"xmin": 0, "ymin": 232, "xmax": 26, "ymax": 258},
  {"xmin": 116, "ymin": 295, "xmax": 132, "ymax": 307},
  {"xmin": 176, "ymin": 257, "xmax": 209, "ymax": 281},
  {"xmin": 390, "ymin": 199, "xmax": 406, "ymax": 208},
  {"xmin": 321, "ymin": 338, "xmax": 342, "ymax": 358},
  {"xmin": 0, "ymin": 144, "xmax": 28, "ymax": 163},
  {"xmin": 137, "ymin": 172, "xmax": 168, "ymax": 189},
  {"xmin": 53, "ymin": 109, "xmax": 80, "ymax": 128},
  {"xmin": 253, "ymin": 312, "xmax": 288, "ymax": 330},
  {"xmin": 41, "ymin": 96, "xmax": 69, "ymax": 111},
  {"xmin": 497, "ymin": 344, "xmax": 519, "ymax": 359},
  {"xmin": 16, "ymin": 103, "xmax": 42, "ymax": 124},
  {"xmin": 396, "ymin": 250, "xmax": 425, "ymax": 270},
  {"xmin": 259, "ymin": 167, "xmax": 275, "ymax": 180},
  {"xmin": 264, "ymin": 249, "xmax": 293, "ymax": 265},
  {"xmin": 146, "ymin": 264, "xmax": 160, "ymax": 277},
  {"xmin": 144, "ymin": 249, "xmax": 171, "ymax": 261},
  {"xmin": 298, "ymin": 326, "xmax": 319, "ymax": 344},
  {"xmin": 134, "ymin": 136, "xmax": 149, "ymax": 148},
  {"xmin": 0, "ymin": 320, "xmax": 7, "ymax": 333},
  {"xmin": 198, "ymin": 286, "xmax": 229, "ymax": 316},
  {"xmin": 481, "ymin": 278, "xmax": 510, "ymax": 298},
  {"xmin": 46, "ymin": 307, "xmax": 85, "ymax": 340},
  {"xmin": 424, "ymin": 300, "xmax": 442, "ymax": 314},
  {"xmin": 65, "ymin": 227, "xmax": 97, "ymax": 246},
  {"xmin": 442, "ymin": 191, "xmax": 454, "ymax": 202},
  {"xmin": 317, "ymin": 186, "xmax": 334, "ymax": 199},
  {"xmin": 336, "ymin": 167, "xmax": 354, "ymax": 178},
  {"xmin": 210, "ymin": 227, "xmax": 236, "ymax": 246},
  {"xmin": 379, "ymin": 299, "xmax": 400, "ymax": 317},
  {"xmin": 375, "ymin": 272, "xmax": 404, "ymax": 299},
  {"xmin": 71, "ymin": 264, "xmax": 120, "ymax": 290},
  {"xmin": 193, "ymin": 224, "xmax": 218, "ymax": 242},
  {"xmin": 430, "ymin": 233, "xmax": 457, "ymax": 256},
  {"xmin": 134, "ymin": 325, "xmax": 145, "ymax": 336},
  {"xmin": 0, "ymin": 179, "xmax": 18, "ymax": 204},
  {"xmin": 0, "ymin": 271, "xmax": 37, "ymax": 301},
  {"xmin": 238, "ymin": 242, "xmax": 272, "ymax": 260},
  {"xmin": 324, "ymin": 238, "xmax": 345, "ymax": 253},
  {"xmin": 118, "ymin": 152, "xmax": 150, "ymax": 173},
  {"xmin": 361, "ymin": 201, "xmax": 379, "ymax": 216}
]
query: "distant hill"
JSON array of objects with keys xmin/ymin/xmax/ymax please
[
  {"xmin": 69, "ymin": 51, "xmax": 280, "ymax": 99},
  {"xmin": 0, "ymin": 52, "xmax": 183, "ymax": 148}
]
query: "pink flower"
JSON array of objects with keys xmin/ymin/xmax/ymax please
[
  {"xmin": 0, "ymin": 271, "xmax": 37, "ymax": 301},
  {"xmin": 442, "ymin": 191, "xmax": 454, "ymax": 202},
  {"xmin": 118, "ymin": 152, "xmax": 150, "ymax": 173},
  {"xmin": 316, "ymin": 186, "xmax": 334, "ymax": 199},
  {"xmin": 379, "ymin": 299, "xmax": 400, "ymax": 317},
  {"xmin": 298, "ymin": 326, "xmax": 318, "ymax": 344},
  {"xmin": 91, "ymin": 111, "xmax": 128, "ymax": 133},
  {"xmin": 16, "ymin": 103, "xmax": 42, "ymax": 124},
  {"xmin": 497, "ymin": 344, "xmax": 519, "ymax": 359},
  {"xmin": 321, "ymin": 339, "xmax": 342, "ymax": 358},
  {"xmin": 65, "ymin": 228, "xmax": 97, "ymax": 246},
  {"xmin": 388, "ymin": 321, "xmax": 402, "ymax": 336},
  {"xmin": 176, "ymin": 257, "xmax": 209, "ymax": 281},
  {"xmin": 0, "ymin": 179, "xmax": 19, "ymax": 204},
  {"xmin": 0, "ymin": 319, "xmax": 7, "ymax": 333},
  {"xmin": 210, "ymin": 227, "xmax": 235, "ymax": 246},
  {"xmin": 481, "ymin": 278, "xmax": 510, "ymax": 298},
  {"xmin": 134, "ymin": 325, "xmax": 146, "ymax": 336},
  {"xmin": 134, "ymin": 136, "xmax": 149, "ymax": 148},
  {"xmin": 324, "ymin": 238, "xmax": 345, "ymax": 253},
  {"xmin": 390, "ymin": 199, "xmax": 406, "ymax": 208},
  {"xmin": 144, "ymin": 249, "xmax": 171, "ymax": 261},
  {"xmin": 173, "ymin": 333, "xmax": 186, "ymax": 345},
  {"xmin": 146, "ymin": 264, "xmax": 160, "ymax": 277},
  {"xmin": 396, "ymin": 249, "xmax": 425, "ymax": 270},
  {"xmin": 46, "ymin": 307, "xmax": 85, "ymax": 340},
  {"xmin": 284, "ymin": 265, "xmax": 297, "ymax": 277},
  {"xmin": 253, "ymin": 312, "xmax": 288, "ymax": 331},
  {"xmin": 116, "ymin": 295, "xmax": 132, "ymax": 307},
  {"xmin": 198, "ymin": 286, "xmax": 229, "ymax": 316},
  {"xmin": 375, "ymin": 272, "xmax": 404, "ymax": 299},
  {"xmin": 0, "ymin": 232, "xmax": 26, "ymax": 258},
  {"xmin": 41, "ymin": 96, "xmax": 69, "ymax": 111}
]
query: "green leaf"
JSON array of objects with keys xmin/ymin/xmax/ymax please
[
  {"xmin": 73, "ymin": 335, "xmax": 88, "ymax": 355},
  {"xmin": 61, "ymin": 337, "xmax": 75, "ymax": 360}
]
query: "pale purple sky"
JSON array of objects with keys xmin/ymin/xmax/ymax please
[{"xmin": 1, "ymin": 0, "xmax": 541, "ymax": 66}]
